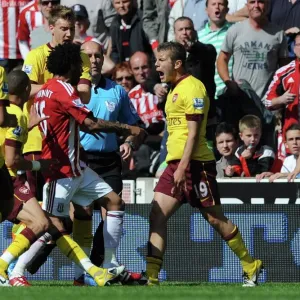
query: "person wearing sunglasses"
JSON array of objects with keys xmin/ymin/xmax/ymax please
[
  {"xmin": 112, "ymin": 62, "xmax": 136, "ymax": 93},
  {"xmin": 18, "ymin": 0, "xmax": 61, "ymax": 60}
]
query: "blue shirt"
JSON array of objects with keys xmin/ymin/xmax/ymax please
[
  {"xmin": 184, "ymin": 0, "xmax": 208, "ymax": 32},
  {"xmin": 80, "ymin": 77, "xmax": 141, "ymax": 152}
]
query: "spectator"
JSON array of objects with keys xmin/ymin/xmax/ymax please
[
  {"xmin": 217, "ymin": 0, "xmax": 289, "ymax": 100},
  {"xmin": 226, "ymin": 0, "xmax": 248, "ymax": 22},
  {"xmin": 265, "ymin": 32, "xmax": 300, "ymax": 135},
  {"xmin": 215, "ymin": 122, "xmax": 239, "ymax": 178},
  {"xmin": 228, "ymin": 115, "xmax": 275, "ymax": 177},
  {"xmin": 142, "ymin": 0, "xmax": 170, "ymax": 55},
  {"xmin": 198, "ymin": 0, "xmax": 233, "ymax": 98},
  {"xmin": 112, "ymin": 62, "xmax": 136, "ymax": 93},
  {"xmin": 110, "ymin": 0, "xmax": 153, "ymax": 63},
  {"xmin": 0, "ymin": 0, "xmax": 31, "ymax": 73},
  {"xmin": 256, "ymin": 123, "xmax": 300, "ymax": 182},
  {"xmin": 168, "ymin": 0, "xmax": 208, "ymax": 42},
  {"xmin": 18, "ymin": 0, "xmax": 60, "ymax": 60}
]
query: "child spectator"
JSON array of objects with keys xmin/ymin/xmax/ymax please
[
  {"xmin": 215, "ymin": 122, "xmax": 239, "ymax": 178},
  {"xmin": 228, "ymin": 115, "xmax": 275, "ymax": 177},
  {"xmin": 256, "ymin": 124, "xmax": 300, "ymax": 182}
]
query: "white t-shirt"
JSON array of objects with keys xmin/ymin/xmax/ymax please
[
  {"xmin": 280, "ymin": 155, "xmax": 297, "ymax": 173},
  {"xmin": 228, "ymin": 0, "xmax": 247, "ymax": 14}
]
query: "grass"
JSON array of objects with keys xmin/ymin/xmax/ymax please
[{"xmin": 0, "ymin": 282, "xmax": 299, "ymax": 300}]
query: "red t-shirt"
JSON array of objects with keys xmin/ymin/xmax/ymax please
[{"xmin": 34, "ymin": 78, "xmax": 90, "ymax": 182}]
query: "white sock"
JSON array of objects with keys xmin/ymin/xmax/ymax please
[
  {"xmin": 74, "ymin": 246, "xmax": 90, "ymax": 280},
  {"xmin": 10, "ymin": 233, "xmax": 52, "ymax": 278},
  {"xmin": 103, "ymin": 211, "xmax": 124, "ymax": 268}
]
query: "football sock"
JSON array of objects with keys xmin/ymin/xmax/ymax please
[
  {"xmin": 10, "ymin": 233, "xmax": 51, "ymax": 278},
  {"xmin": 0, "ymin": 229, "xmax": 36, "ymax": 272},
  {"xmin": 56, "ymin": 233, "xmax": 95, "ymax": 275},
  {"xmin": 224, "ymin": 226, "xmax": 255, "ymax": 271},
  {"xmin": 103, "ymin": 211, "xmax": 124, "ymax": 268},
  {"xmin": 72, "ymin": 217, "xmax": 93, "ymax": 279},
  {"xmin": 146, "ymin": 256, "xmax": 162, "ymax": 279},
  {"xmin": 90, "ymin": 220, "xmax": 105, "ymax": 267}
]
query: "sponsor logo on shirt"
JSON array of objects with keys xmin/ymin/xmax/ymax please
[
  {"xmin": 23, "ymin": 65, "xmax": 32, "ymax": 75},
  {"xmin": 287, "ymin": 77, "xmax": 294, "ymax": 84},
  {"xmin": 193, "ymin": 98, "xmax": 204, "ymax": 110},
  {"xmin": 72, "ymin": 98, "xmax": 84, "ymax": 108},
  {"xmin": 172, "ymin": 93, "xmax": 178, "ymax": 102},
  {"xmin": 105, "ymin": 101, "xmax": 116, "ymax": 112},
  {"xmin": 13, "ymin": 126, "xmax": 22, "ymax": 137},
  {"xmin": 2, "ymin": 82, "xmax": 8, "ymax": 94},
  {"xmin": 167, "ymin": 117, "xmax": 181, "ymax": 126}
]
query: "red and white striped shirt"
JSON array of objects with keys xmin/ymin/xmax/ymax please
[
  {"xmin": 128, "ymin": 84, "xmax": 164, "ymax": 128},
  {"xmin": 17, "ymin": 0, "xmax": 43, "ymax": 44},
  {"xmin": 34, "ymin": 78, "xmax": 91, "ymax": 182},
  {"xmin": 0, "ymin": 0, "xmax": 30, "ymax": 59}
]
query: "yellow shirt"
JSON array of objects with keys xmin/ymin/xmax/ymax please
[
  {"xmin": 0, "ymin": 104, "xmax": 28, "ymax": 177},
  {"xmin": 165, "ymin": 75, "xmax": 214, "ymax": 163},
  {"xmin": 0, "ymin": 66, "xmax": 9, "ymax": 168},
  {"xmin": 22, "ymin": 43, "xmax": 92, "ymax": 154}
]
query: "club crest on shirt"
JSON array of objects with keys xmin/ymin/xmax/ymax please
[
  {"xmin": 19, "ymin": 185, "xmax": 29, "ymax": 195},
  {"xmin": 105, "ymin": 101, "xmax": 116, "ymax": 112},
  {"xmin": 193, "ymin": 98, "xmax": 204, "ymax": 110},
  {"xmin": 172, "ymin": 93, "xmax": 178, "ymax": 102},
  {"xmin": 13, "ymin": 126, "xmax": 22, "ymax": 137},
  {"xmin": 23, "ymin": 65, "xmax": 32, "ymax": 75},
  {"xmin": 2, "ymin": 82, "xmax": 8, "ymax": 94}
]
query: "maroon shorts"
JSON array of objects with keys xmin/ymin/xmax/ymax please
[
  {"xmin": 0, "ymin": 164, "xmax": 14, "ymax": 222},
  {"xmin": 6, "ymin": 175, "xmax": 35, "ymax": 223},
  {"xmin": 154, "ymin": 160, "xmax": 221, "ymax": 209},
  {"xmin": 23, "ymin": 152, "xmax": 44, "ymax": 201}
]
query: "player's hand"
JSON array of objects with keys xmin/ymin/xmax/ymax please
[
  {"xmin": 120, "ymin": 143, "xmax": 132, "ymax": 160},
  {"xmin": 241, "ymin": 148, "xmax": 253, "ymax": 159},
  {"xmin": 171, "ymin": 167, "xmax": 186, "ymax": 197},
  {"xmin": 269, "ymin": 173, "xmax": 284, "ymax": 183},
  {"xmin": 278, "ymin": 89, "xmax": 296, "ymax": 105},
  {"xmin": 154, "ymin": 83, "xmax": 168, "ymax": 99},
  {"xmin": 28, "ymin": 105, "xmax": 49, "ymax": 131},
  {"xmin": 127, "ymin": 126, "xmax": 148, "ymax": 145},
  {"xmin": 224, "ymin": 165, "xmax": 234, "ymax": 177},
  {"xmin": 256, "ymin": 172, "xmax": 273, "ymax": 182},
  {"xmin": 38, "ymin": 159, "xmax": 59, "ymax": 171},
  {"xmin": 2, "ymin": 113, "xmax": 17, "ymax": 127}
]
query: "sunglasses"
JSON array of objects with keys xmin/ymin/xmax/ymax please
[
  {"xmin": 41, "ymin": 0, "xmax": 60, "ymax": 6},
  {"xmin": 116, "ymin": 76, "xmax": 133, "ymax": 82}
]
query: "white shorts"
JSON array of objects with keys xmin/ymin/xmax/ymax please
[{"xmin": 42, "ymin": 167, "xmax": 113, "ymax": 217}]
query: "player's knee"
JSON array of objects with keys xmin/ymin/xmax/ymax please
[
  {"xmin": 149, "ymin": 204, "xmax": 167, "ymax": 226},
  {"xmin": 29, "ymin": 217, "xmax": 50, "ymax": 236},
  {"xmin": 106, "ymin": 192, "xmax": 124, "ymax": 211}
]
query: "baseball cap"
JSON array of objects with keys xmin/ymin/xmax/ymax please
[{"xmin": 71, "ymin": 4, "xmax": 89, "ymax": 19}]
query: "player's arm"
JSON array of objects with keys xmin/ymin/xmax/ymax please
[{"xmin": 78, "ymin": 52, "xmax": 92, "ymax": 104}]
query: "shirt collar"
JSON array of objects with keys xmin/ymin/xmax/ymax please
[
  {"xmin": 205, "ymin": 21, "xmax": 231, "ymax": 33},
  {"xmin": 93, "ymin": 76, "xmax": 106, "ymax": 91}
]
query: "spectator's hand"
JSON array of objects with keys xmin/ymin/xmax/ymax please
[
  {"xmin": 269, "ymin": 173, "xmax": 284, "ymax": 183},
  {"xmin": 39, "ymin": 159, "xmax": 59, "ymax": 171},
  {"xmin": 28, "ymin": 105, "xmax": 49, "ymax": 131},
  {"xmin": 241, "ymin": 148, "xmax": 253, "ymax": 159},
  {"xmin": 225, "ymin": 80, "xmax": 240, "ymax": 96},
  {"xmin": 287, "ymin": 168, "xmax": 300, "ymax": 182},
  {"xmin": 154, "ymin": 84, "xmax": 168, "ymax": 100},
  {"xmin": 285, "ymin": 27, "xmax": 300, "ymax": 35},
  {"xmin": 171, "ymin": 167, "xmax": 186, "ymax": 197},
  {"xmin": 256, "ymin": 172, "xmax": 274, "ymax": 182},
  {"xmin": 224, "ymin": 165, "xmax": 234, "ymax": 177},
  {"xmin": 120, "ymin": 142, "xmax": 132, "ymax": 160},
  {"xmin": 278, "ymin": 89, "xmax": 296, "ymax": 105}
]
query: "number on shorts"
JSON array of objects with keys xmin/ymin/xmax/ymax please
[
  {"xmin": 194, "ymin": 182, "xmax": 208, "ymax": 198},
  {"xmin": 35, "ymin": 100, "xmax": 47, "ymax": 136}
]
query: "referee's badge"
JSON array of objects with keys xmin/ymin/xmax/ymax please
[
  {"xmin": 105, "ymin": 101, "xmax": 116, "ymax": 112},
  {"xmin": 172, "ymin": 93, "xmax": 178, "ymax": 102}
]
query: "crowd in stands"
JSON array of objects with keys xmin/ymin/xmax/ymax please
[{"xmin": 1, "ymin": 0, "xmax": 300, "ymax": 180}]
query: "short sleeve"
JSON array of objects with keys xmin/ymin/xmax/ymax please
[
  {"xmin": 79, "ymin": 52, "xmax": 92, "ymax": 86},
  {"xmin": 22, "ymin": 49, "xmax": 40, "ymax": 83},
  {"xmin": 17, "ymin": 10, "xmax": 30, "ymax": 42},
  {"xmin": 221, "ymin": 24, "xmax": 237, "ymax": 54},
  {"xmin": 118, "ymin": 87, "xmax": 141, "ymax": 125},
  {"xmin": 57, "ymin": 82, "xmax": 91, "ymax": 124},
  {"xmin": 184, "ymin": 83, "xmax": 208, "ymax": 121},
  {"xmin": 0, "ymin": 67, "xmax": 9, "ymax": 104}
]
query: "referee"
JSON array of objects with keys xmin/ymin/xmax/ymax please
[{"xmin": 80, "ymin": 40, "xmax": 143, "ymax": 275}]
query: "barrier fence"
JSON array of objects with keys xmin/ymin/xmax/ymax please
[{"xmin": 1, "ymin": 178, "xmax": 300, "ymax": 282}]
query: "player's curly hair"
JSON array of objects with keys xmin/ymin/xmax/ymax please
[{"xmin": 46, "ymin": 43, "xmax": 82, "ymax": 76}]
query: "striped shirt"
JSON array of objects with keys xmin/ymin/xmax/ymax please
[
  {"xmin": 0, "ymin": 0, "xmax": 30, "ymax": 59},
  {"xmin": 17, "ymin": 0, "xmax": 44, "ymax": 45},
  {"xmin": 198, "ymin": 21, "xmax": 233, "ymax": 97}
]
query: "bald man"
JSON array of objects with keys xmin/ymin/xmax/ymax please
[
  {"xmin": 129, "ymin": 51, "xmax": 165, "ymax": 134},
  {"xmin": 79, "ymin": 41, "xmax": 145, "ymax": 285}
]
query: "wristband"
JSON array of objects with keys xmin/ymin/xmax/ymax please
[
  {"xmin": 32, "ymin": 160, "xmax": 41, "ymax": 171},
  {"xmin": 125, "ymin": 140, "xmax": 135, "ymax": 150}
]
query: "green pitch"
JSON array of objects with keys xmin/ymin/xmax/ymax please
[{"xmin": 0, "ymin": 282, "xmax": 299, "ymax": 300}]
